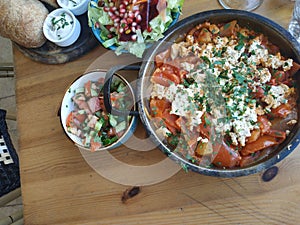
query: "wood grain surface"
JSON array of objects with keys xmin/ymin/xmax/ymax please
[{"xmin": 14, "ymin": 0, "xmax": 300, "ymax": 224}]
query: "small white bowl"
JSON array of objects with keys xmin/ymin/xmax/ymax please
[
  {"xmin": 57, "ymin": 0, "xmax": 89, "ymax": 16},
  {"xmin": 43, "ymin": 8, "xmax": 81, "ymax": 47},
  {"xmin": 60, "ymin": 70, "xmax": 138, "ymax": 151}
]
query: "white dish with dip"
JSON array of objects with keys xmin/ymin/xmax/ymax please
[
  {"xmin": 43, "ymin": 8, "xmax": 81, "ymax": 47},
  {"xmin": 57, "ymin": 0, "xmax": 89, "ymax": 16}
]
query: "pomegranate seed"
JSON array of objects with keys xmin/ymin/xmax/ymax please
[
  {"xmin": 128, "ymin": 12, "xmax": 134, "ymax": 18},
  {"xmin": 131, "ymin": 34, "xmax": 137, "ymax": 41},
  {"xmin": 119, "ymin": 3, "xmax": 125, "ymax": 9},
  {"xmin": 131, "ymin": 26, "xmax": 136, "ymax": 33},
  {"xmin": 127, "ymin": 18, "xmax": 133, "ymax": 24},
  {"xmin": 107, "ymin": 34, "xmax": 113, "ymax": 38},
  {"xmin": 136, "ymin": 15, "xmax": 142, "ymax": 22},
  {"xmin": 114, "ymin": 18, "xmax": 120, "ymax": 23},
  {"xmin": 115, "ymin": 11, "xmax": 119, "ymax": 16},
  {"xmin": 108, "ymin": 11, "xmax": 113, "ymax": 17},
  {"xmin": 132, "ymin": 22, "xmax": 137, "ymax": 27},
  {"xmin": 110, "ymin": 15, "xmax": 117, "ymax": 20},
  {"xmin": 119, "ymin": 27, "xmax": 124, "ymax": 33},
  {"xmin": 119, "ymin": 8, "xmax": 126, "ymax": 13},
  {"xmin": 147, "ymin": 26, "xmax": 152, "ymax": 32},
  {"xmin": 134, "ymin": 10, "xmax": 140, "ymax": 17},
  {"xmin": 95, "ymin": 22, "xmax": 100, "ymax": 29},
  {"xmin": 123, "ymin": 0, "xmax": 129, "ymax": 5},
  {"xmin": 103, "ymin": 7, "xmax": 110, "ymax": 12},
  {"xmin": 97, "ymin": 0, "xmax": 104, "ymax": 7},
  {"xmin": 132, "ymin": 0, "xmax": 137, "ymax": 4},
  {"xmin": 110, "ymin": 6, "xmax": 117, "ymax": 12},
  {"xmin": 119, "ymin": 13, "xmax": 124, "ymax": 17}
]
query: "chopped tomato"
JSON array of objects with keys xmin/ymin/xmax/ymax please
[
  {"xmin": 155, "ymin": 49, "xmax": 170, "ymax": 67},
  {"xmin": 162, "ymin": 109, "xmax": 180, "ymax": 130},
  {"xmin": 267, "ymin": 129, "xmax": 286, "ymax": 143},
  {"xmin": 150, "ymin": 99, "xmax": 171, "ymax": 118},
  {"xmin": 247, "ymin": 129, "xmax": 261, "ymax": 143},
  {"xmin": 251, "ymin": 86, "xmax": 265, "ymax": 99},
  {"xmin": 66, "ymin": 112, "xmax": 74, "ymax": 127},
  {"xmin": 271, "ymin": 103, "xmax": 292, "ymax": 118},
  {"xmin": 84, "ymin": 80, "xmax": 92, "ymax": 97},
  {"xmin": 197, "ymin": 113, "xmax": 211, "ymax": 139},
  {"xmin": 90, "ymin": 138, "xmax": 102, "ymax": 152},
  {"xmin": 219, "ymin": 20, "xmax": 237, "ymax": 37},
  {"xmin": 241, "ymin": 135, "xmax": 279, "ymax": 156},
  {"xmin": 239, "ymin": 152, "xmax": 261, "ymax": 167},
  {"xmin": 257, "ymin": 115, "xmax": 271, "ymax": 134},
  {"xmin": 273, "ymin": 70, "xmax": 287, "ymax": 83},
  {"xmin": 212, "ymin": 141, "xmax": 241, "ymax": 168}
]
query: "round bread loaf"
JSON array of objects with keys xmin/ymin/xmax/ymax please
[{"xmin": 0, "ymin": 0, "xmax": 49, "ymax": 48}]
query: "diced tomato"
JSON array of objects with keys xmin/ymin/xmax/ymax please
[
  {"xmin": 267, "ymin": 129, "xmax": 286, "ymax": 143},
  {"xmin": 247, "ymin": 129, "xmax": 261, "ymax": 143},
  {"xmin": 84, "ymin": 80, "xmax": 92, "ymax": 97},
  {"xmin": 155, "ymin": 49, "xmax": 170, "ymax": 67},
  {"xmin": 273, "ymin": 70, "xmax": 287, "ymax": 83},
  {"xmin": 90, "ymin": 138, "xmax": 102, "ymax": 152},
  {"xmin": 162, "ymin": 109, "xmax": 179, "ymax": 130},
  {"xmin": 251, "ymin": 86, "xmax": 265, "ymax": 99},
  {"xmin": 66, "ymin": 111, "xmax": 86, "ymax": 127},
  {"xmin": 150, "ymin": 99, "xmax": 171, "ymax": 118},
  {"xmin": 98, "ymin": 77, "xmax": 105, "ymax": 84},
  {"xmin": 197, "ymin": 28, "xmax": 212, "ymax": 43},
  {"xmin": 241, "ymin": 135, "xmax": 279, "ymax": 156},
  {"xmin": 197, "ymin": 113, "xmax": 211, "ymax": 139},
  {"xmin": 151, "ymin": 66, "xmax": 181, "ymax": 86},
  {"xmin": 212, "ymin": 141, "xmax": 241, "ymax": 168},
  {"xmin": 66, "ymin": 112, "xmax": 74, "ymax": 127},
  {"xmin": 257, "ymin": 115, "xmax": 271, "ymax": 134},
  {"xmin": 271, "ymin": 103, "xmax": 292, "ymax": 118},
  {"xmin": 239, "ymin": 152, "xmax": 260, "ymax": 167},
  {"xmin": 219, "ymin": 20, "xmax": 237, "ymax": 37}
]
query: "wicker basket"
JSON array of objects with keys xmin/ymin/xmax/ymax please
[{"xmin": 0, "ymin": 109, "xmax": 20, "ymax": 197}]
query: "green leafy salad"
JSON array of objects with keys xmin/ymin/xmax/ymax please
[{"xmin": 88, "ymin": 0, "xmax": 184, "ymax": 58}]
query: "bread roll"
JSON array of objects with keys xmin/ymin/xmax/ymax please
[
  {"xmin": 39, "ymin": 0, "xmax": 59, "ymax": 8},
  {"xmin": 0, "ymin": 0, "xmax": 49, "ymax": 48}
]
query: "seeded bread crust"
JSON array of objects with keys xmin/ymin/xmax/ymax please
[{"xmin": 0, "ymin": 0, "xmax": 49, "ymax": 48}]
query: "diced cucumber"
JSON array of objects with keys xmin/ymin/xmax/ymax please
[
  {"xmin": 77, "ymin": 109, "xmax": 86, "ymax": 114},
  {"xmin": 117, "ymin": 82, "xmax": 126, "ymax": 93},
  {"xmin": 95, "ymin": 111, "xmax": 102, "ymax": 118},
  {"xmin": 75, "ymin": 87, "xmax": 85, "ymax": 94},
  {"xmin": 94, "ymin": 119, "xmax": 104, "ymax": 132},
  {"xmin": 115, "ymin": 121, "xmax": 126, "ymax": 133},
  {"xmin": 109, "ymin": 114, "xmax": 118, "ymax": 127},
  {"xmin": 89, "ymin": 130, "xmax": 97, "ymax": 137},
  {"xmin": 84, "ymin": 135, "xmax": 91, "ymax": 147},
  {"xmin": 91, "ymin": 88, "xmax": 98, "ymax": 97}
]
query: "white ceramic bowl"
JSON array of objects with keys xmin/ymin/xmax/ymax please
[
  {"xmin": 43, "ymin": 8, "xmax": 81, "ymax": 47},
  {"xmin": 60, "ymin": 70, "xmax": 138, "ymax": 151},
  {"xmin": 57, "ymin": 0, "xmax": 89, "ymax": 16}
]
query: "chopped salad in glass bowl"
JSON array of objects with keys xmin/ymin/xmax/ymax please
[{"xmin": 88, "ymin": 0, "xmax": 184, "ymax": 58}]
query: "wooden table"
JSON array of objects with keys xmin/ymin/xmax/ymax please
[{"xmin": 14, "ymin": 0, "xmax": 300, "ymax": 224}]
